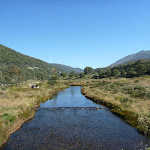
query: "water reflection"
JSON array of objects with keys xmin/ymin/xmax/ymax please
[
  {"xmin": 70, "ymin": 86, "xmax": 75, "ymax": 96},
  {"xmin": 40, "ymin": 86, "xmax": 102, "ymax": 108}
]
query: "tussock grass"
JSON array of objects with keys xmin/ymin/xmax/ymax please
[{"xmin": 0, "ymin": 81, "xmax": 68, "ymax": 147}]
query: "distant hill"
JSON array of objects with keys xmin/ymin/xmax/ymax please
[
  {"xmin": 109, "ymin": 50, "xmax": 150, "ymax": 67},
  {"xmin": 51, "ymin": 63, "xmax": 83, "ymax": 73}
]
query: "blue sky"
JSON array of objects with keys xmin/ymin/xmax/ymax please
[{"xmin": 0, "ymin": 0, "xmax": 150, "ymax": 69}]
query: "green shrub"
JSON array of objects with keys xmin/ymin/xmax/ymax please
[
  {"xmin": 123, "ymin": 86, "xmax": 150, "ymax": 99},
  {"xmin": 134, "ymin": 86, "xmax": 146, "ymax": 91},
  {"xmin": 48, "ymin": 76, "xmax": 57, "ymax": 85},
  {"xmin": 0, "ymin": 113, "xmax": 16, "ymax": 125},
  {"xmin": 115, "ymin": 97, "xmax": 132, "ymax": 103},
  {"xmin": 134, "ymin": 80, "xmax": 139, "ymax": 83},
  {"xmin": 112, "ymin": 82, "xmax": 124, "ymax": 87}
]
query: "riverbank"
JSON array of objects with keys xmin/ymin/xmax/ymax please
[
  {"xmin": 69, "ymin": 77, "xmax": 150, "ymax": 136},
  {"xmin": 81, "ymin": 87, "xmax": 139, "ymax": 127},
  {"xmin": 0, "ymin": 81, "xmax": 68, "ymax": 148},
  {"xmin": 79, "ymin": 77, "xmax": 150, "ymax": 136}
]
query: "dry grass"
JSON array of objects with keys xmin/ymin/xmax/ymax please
[{"xmin": 0, "ymin": 81, "xmax": 68, "ymax": 147}]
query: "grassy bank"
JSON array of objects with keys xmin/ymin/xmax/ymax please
[
  {"xmin": 69, "ymin": 77, "xmax": 150, "ymax": 135},
  {"xmin": 0, "ymin": 81, "xmax": 68, "ymax": 147}
]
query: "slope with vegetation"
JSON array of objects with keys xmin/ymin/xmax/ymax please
[
  {"xmin": 0, "ymin": 44, "xmax": 83, "ymax": 85},
  {"xmin": 0, "ymin": 44, "xmax": 57, "ymax": 84},
  {"xmin": 110, "ymin": 50, "xmax": 150, "ymax": 67},
  {"xmin": 94, "ymin": 59, "xmax": 150, "ymax": 79}
]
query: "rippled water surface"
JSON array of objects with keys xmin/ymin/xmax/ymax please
[{"xmin": 3, "ymin": 86, "xmax": 150, "ymax": 150}]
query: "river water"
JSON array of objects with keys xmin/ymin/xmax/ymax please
[{"xmin": 3, "ymin": 86, "xmax": 150, "ymax": 150}]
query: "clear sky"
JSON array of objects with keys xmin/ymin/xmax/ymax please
[{"xmin": 0, "ymin": 0, "xmax": 150, "ymax": 69}]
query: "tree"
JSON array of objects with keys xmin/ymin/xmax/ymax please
[
  {"xmin": 79, "ymin": 73, "xmax": 85, "ymax": 78},
  {"xmin": 106, "ymin": 69, "xmax": 112, "ymax": 77},
  {"xmin": 48, "ymin": 75, "xmax": 57, "ymax": 85},
  {"xmin": 74, "ymin": 73, "xmax": 78, "ymax": 78},
  {"xmin": 112, "ymin": 69, "xmax": 120, "ymax": 77},
  {"xmin": 127, "ymin": 67, "xmax": 136, "ymax": 78},
  {"xmin": 121, "ymin": 70, "xmax": 127, "ymax": 78},
  {"xmin": 60, "ymin": 72, "xmax": 67, "ymax": 78},
  {"xmin": 146, "ymin": 64, "xmax": 150, "ymax": 75},
  {"xmin": 69, "ymin": 71, "xmax": 76, "ymax": 78},
  {"xmin": 5, "ymin": 65, "xmax": 22, "ymax": 83},
  {"xmin": 0, "ymin": 71, "xmax": 5, "ymax": 85},
  {"xmin": 84, "ymin": 67, "xmax": 94, "ymax": 75},
  {"xmin": 93, "ymin": 73, "xmax": 99, "ymax": 79},
  {"xmin": 98, "ymin": 70, "xmax": 104, "ymax": 79},
  {"xmin": 4, "ymin": 75, "xmax": 12, "ymax": 84},
  {"xmin": 136, "ymin": 64, "xmax": 146, "ymax": 76}
]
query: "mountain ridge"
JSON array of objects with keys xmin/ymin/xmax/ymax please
[
  {"xmin": 51, "ymin": 63, "xmax": 83, "ymax": 73},
  {"xmin": 109, "ymin": 50, "xmax": 150, "ymax": 67}
]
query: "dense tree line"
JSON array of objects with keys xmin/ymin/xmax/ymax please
[
  {"xmin": 59, "ymin": 71, "xmax": 85, "ymax": 79},
  {"xmin": 60, "ymin": 60, "xmax": 150, "ymax": 80}
]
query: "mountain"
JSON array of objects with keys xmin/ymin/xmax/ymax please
[
  {"xmin": 109, "ymin": 50, "xmax": 150, "ymax": 67},
  {"xmin": 51, "ymin": 63, "xmax": 83, "ymax": 73},
  {"xmin": 0, "ymin": 44, "xmax": 82, "ymax": 84}
]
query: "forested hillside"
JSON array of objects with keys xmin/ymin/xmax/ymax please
[
  {"xmin": 0, "ymin": 44, "xmax": 60, "ymax": 84},
  {"xmin": 95, "ymin": 59, "xmax": 150, "ymax": 79},
  {"xmin": 0, "ymin": 45, "xmax": 54, "ymax": 68}
]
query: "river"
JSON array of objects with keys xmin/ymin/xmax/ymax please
[{"xmin": 3, "ymin": 86, "xmax": 150, "ymax": 150}]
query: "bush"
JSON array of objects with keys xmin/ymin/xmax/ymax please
[
  {"xmin": 134, "ymin": 80, "xmax": 139, "ymax": 83},
  {"xmin": 123, "ymin": 86, "xmax": 150, "ymax": 99},
  {"xmin": 0, "ymin": 113, "xmax": 16, "ymax": 125},
  {"xmin": 69, "ymin": 71, "xmax": 76, "ymax": 78},
  {"xmin": 134, "ymin": 86, "xmax": 146, "ymax": 91},
  {"xmin": 60, "ymin": 72, "xmax": 67, "ymax": 78},
  {"xmin": 48, "ymin": 76, "xmax": 57, "ymax": 85},
  {"xmin": 79, "ymin": 73, "xmax": 85, "ymax": 78},
  {"xmin": 112, "ymin": 82, "xmax": 124, "ymax": 87}
]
